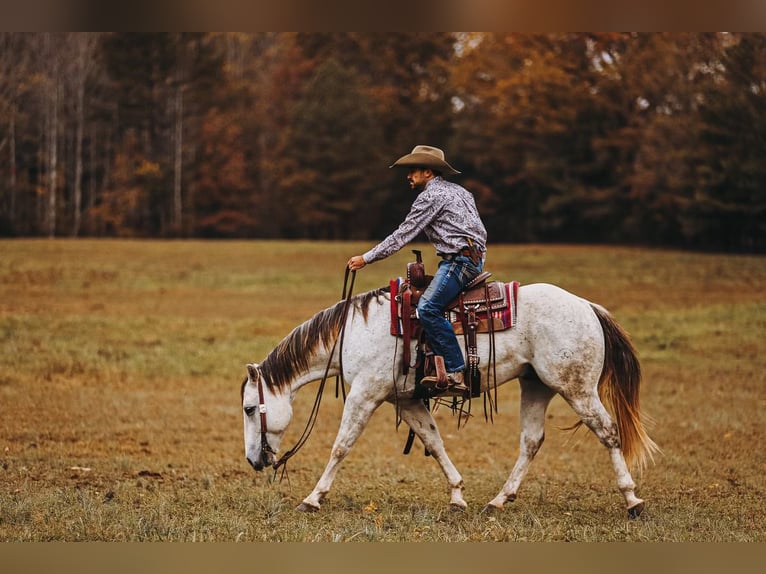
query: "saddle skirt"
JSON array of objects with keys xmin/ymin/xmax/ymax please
[{"xmin": 389, "ymin": 277, "xmax": 519, "ymax": 337}]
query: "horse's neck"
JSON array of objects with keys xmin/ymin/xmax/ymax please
[
  {"xmin": 289, "ymin": 360, "xmax": 339, "ymax": 395},
  {"xmin": 285, "ymin": 289, "xmax": 392, "ymax": 396},
  {"xmin": 285, "ymin": 329, "xmax": 345, "ymax": 397}
]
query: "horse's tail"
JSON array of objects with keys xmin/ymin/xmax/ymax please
[{"xmin": 590, "ymin": 304, "xmax": 661, "ymax": 473}]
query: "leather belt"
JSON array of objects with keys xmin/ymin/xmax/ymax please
[{"xmin": 440, "ymin": 247, "xmax": 481, "ymax": 262}]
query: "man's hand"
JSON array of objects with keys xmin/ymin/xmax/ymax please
[{"xmin": 348, "ymin": 255, "xmax": 367, "ymax": 271}]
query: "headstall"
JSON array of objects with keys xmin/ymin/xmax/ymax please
[{"xmin": 255, "ymin": 370, "xmax": 276, "ymax": 459}]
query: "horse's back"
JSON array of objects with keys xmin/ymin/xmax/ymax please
[
  {"xmin": 512, "ymin": 283, "xmax": 605, "ymax": 383},
  {"xmin": 517, "ymin": 282, "xmax": 598, "ymax": 325}
]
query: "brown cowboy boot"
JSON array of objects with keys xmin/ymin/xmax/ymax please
[
  {"xmin": 444, "ymin": 371, "xmax": 470, "ymax": 394},
  {"xmin": 420, "ymin": 371, "xmax": 470, "ymax": 395}
]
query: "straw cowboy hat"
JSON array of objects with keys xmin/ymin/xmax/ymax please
[{"xmin": 390, "ymin": 145, "xmax": 461, "ymax": 176}]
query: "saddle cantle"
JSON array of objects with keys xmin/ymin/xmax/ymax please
[{"xmin": 447, "ymin": 278, "xmax": 508, "ymax": 334}]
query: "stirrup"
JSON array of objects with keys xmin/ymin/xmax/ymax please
[
  {"xmin": 419, "ymin": 375, "xmax": 449, "ymax": 392},
  {"xmin": 419, "ymin": 375, "xmax": 470, "ymax": 396}
]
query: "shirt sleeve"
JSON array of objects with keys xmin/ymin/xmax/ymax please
[{"xmin": 363, "ymin": 190, "xmax": 442, "ymax": 263}]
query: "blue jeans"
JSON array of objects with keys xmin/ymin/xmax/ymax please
[{"xmin": 416, "ymin": 255, "xmax": 484, "ymax": 373}]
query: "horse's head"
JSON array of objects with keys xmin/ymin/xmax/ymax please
[{"xmin": 242, "ymin": 363, "xmax": 293, "ymax": 471}]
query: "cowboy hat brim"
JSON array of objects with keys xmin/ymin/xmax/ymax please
[{"xmin": 390, "ymin": 151, "xmax": 460, "ymax": 175}]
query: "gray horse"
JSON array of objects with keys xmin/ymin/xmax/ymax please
[{"xmin": 241, "ymin": 283, "xmax": 659, "ymax": 517}]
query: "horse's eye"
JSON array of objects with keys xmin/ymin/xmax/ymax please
[{"xmin": 244, "ymin": 406, "xmax": 256, "ymax": 417}]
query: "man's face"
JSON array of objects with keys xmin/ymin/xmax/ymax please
[{"xmin": 407, "ymin": 168, "xmax": 431, "ymax": 192}]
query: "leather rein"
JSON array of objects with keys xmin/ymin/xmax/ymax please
[{"xmin": 258, "ymin": 268, "xmax": 356, "ymax": 479}]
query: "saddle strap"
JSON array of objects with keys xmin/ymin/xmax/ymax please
[
  {"xmin": 486, "ymin": 281, "xmax": 498, "ymax": 413},
  {"xmin": 401, "ymin": 288, "xmax": 412, "ymax": 375},
  {"xmin": 389, "ymin": 279, "xmax": 401, "ymax": 336}
]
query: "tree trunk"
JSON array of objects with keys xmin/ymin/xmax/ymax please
[
  {"xmin": 173, "ymin": 85, "xmax": 183, "ymax": 233},
  {"xmin": 9, "ymin": 106, "xmax": 16, "ymax": 223},
  {"xmin": 87, "ymin": 126, "xmax": 96, "ymax": 218},
  {"xmin": 47, "ymin": 77, "xmax": 58, "ymax": 238},
  {"xmin": 73, "ymin": 81, "xmax": 84, "ymax": 237}
]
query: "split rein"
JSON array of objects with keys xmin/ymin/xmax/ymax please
[{"xmin": 264, "ymin": 268, "xmax": 356, "ymax": 481}]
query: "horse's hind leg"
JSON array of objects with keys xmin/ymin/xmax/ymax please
[
  {"xmin": 398, "ymin": 399, "xmax": 467, "ymax": 510},
  {"xmin": 564, "ymin": 391, "xmax": 644, "ymax": 516},
  {"xmin": 485, "ymin": 375, "xmax": 555, "ymax": 512}
]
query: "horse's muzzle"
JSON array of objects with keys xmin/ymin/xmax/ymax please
[{"xmin": 247, "ymin": 450, "xmax": 274, "ymax": 471}]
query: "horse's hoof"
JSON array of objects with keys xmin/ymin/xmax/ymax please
[
  {"xmin": 296, "ymin": 502, "xmax": 320, "ymax": 513},
  {"xmin": 481, "ymin": 504, "xmax": 502, "ymax": 514},
  {"xmin": 449, "ymin": 503, "xmax": 467, "ymax": 513},
  {"xmin": 627, "ymin": 501, "xmax": 645, "ymax": 519}
]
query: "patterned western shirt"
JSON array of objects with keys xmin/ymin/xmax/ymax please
[{"xmin": 363, "ymin": 177, "xmax": 487, "ymax": 264}]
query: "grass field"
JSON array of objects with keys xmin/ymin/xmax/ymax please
[{"xmin": 0, "ymin": 239, "xmax": 764, "ymax": 542}]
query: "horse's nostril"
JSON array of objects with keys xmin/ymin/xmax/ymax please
[{"xmin": 247, "ymin": 457, "xmax": 264, "ymax": 471}]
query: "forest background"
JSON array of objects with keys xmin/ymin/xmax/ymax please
[{"xmin": 0, "ymin": 32, "xmax": 764, "ymax": 252}]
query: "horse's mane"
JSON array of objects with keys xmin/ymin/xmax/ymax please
[{"xmin": 259, "ymin": 287, "xmax": 389, "ymax": 391}]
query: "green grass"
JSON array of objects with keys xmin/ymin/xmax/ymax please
[{"xmin": 0, "ymin": 239, "xmax": 764, "ymax": 541}]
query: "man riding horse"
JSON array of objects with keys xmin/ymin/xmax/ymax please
[{"xmin": 347, "ymin": 145, "xmax": 488, "ymax": 395}]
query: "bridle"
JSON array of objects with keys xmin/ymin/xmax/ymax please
[
  {"xmin": 248, "ymin": 268, "xmax": 357, "ymax": 479},
  {"xmin": 254, "ymin": 370, "xmax": 276, "ymax": 462}
]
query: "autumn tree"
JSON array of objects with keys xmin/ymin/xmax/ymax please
[
  {"xmin": 0, "ymin": 33, "xmax": 763, "ymax": 252},
  {"xmin": 193, "ymin": 107, "xmax": 254, "ymax": 237},
  {"xmin": 278, "ymin": 58, "xmax": 384, "ymax": 239},
  {"xmin": 292, "ymin": 33, "xmax": 459, "ymax": 238},
  {"xmin": 100, "ymin": 33, "xmax": 224, "ymax": 236},
  {"xmin": 63, "ymin": 32, "xmax": 101, "ymax": 237},
  {"xmin": 451, "ymin": 32, "xmax": 765, "ymax": 251},
  {"xmin": 452, "ymin": 33, "xmax": 611, "ymax": 242},
  {"xmin": 0, "ymin": 33, "xmax": 33, "ymax": 235},
  {"xmin": 688, "ymin": 33, "xmax": 766, "ymax": 251}
]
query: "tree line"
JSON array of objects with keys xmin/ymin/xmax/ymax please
[{"xmin": 0, "ymin": 33, "xmax": 763, "ymax": 252}]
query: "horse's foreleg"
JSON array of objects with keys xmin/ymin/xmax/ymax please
[
  {"xmin": 485, "ymin": 376, "xmax": 555, "ymax": 512},
  {"xmin": 398, "ymin": 399, "xmax": 467, "ymax": 511},
  {"xmin": 565, "ymin": 392, "xmax": 645, "ymax": 517},
  {"xmin": 297, "ymin": 389, "xmax": 384, "ymax": 512}
]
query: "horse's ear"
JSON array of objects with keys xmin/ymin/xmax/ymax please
[{"xmin": 246, "ymin": 363, "xmax": 259, "ymax": 382}]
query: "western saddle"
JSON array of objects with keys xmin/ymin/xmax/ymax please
[{"xmin": 391, "ymin": 250, "xmax": 512, "ymax": 400}]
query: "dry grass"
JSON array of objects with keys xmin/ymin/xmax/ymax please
[{"xmin": 0, "ymin": 239, "xmax": 764, "ymax": 541}]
